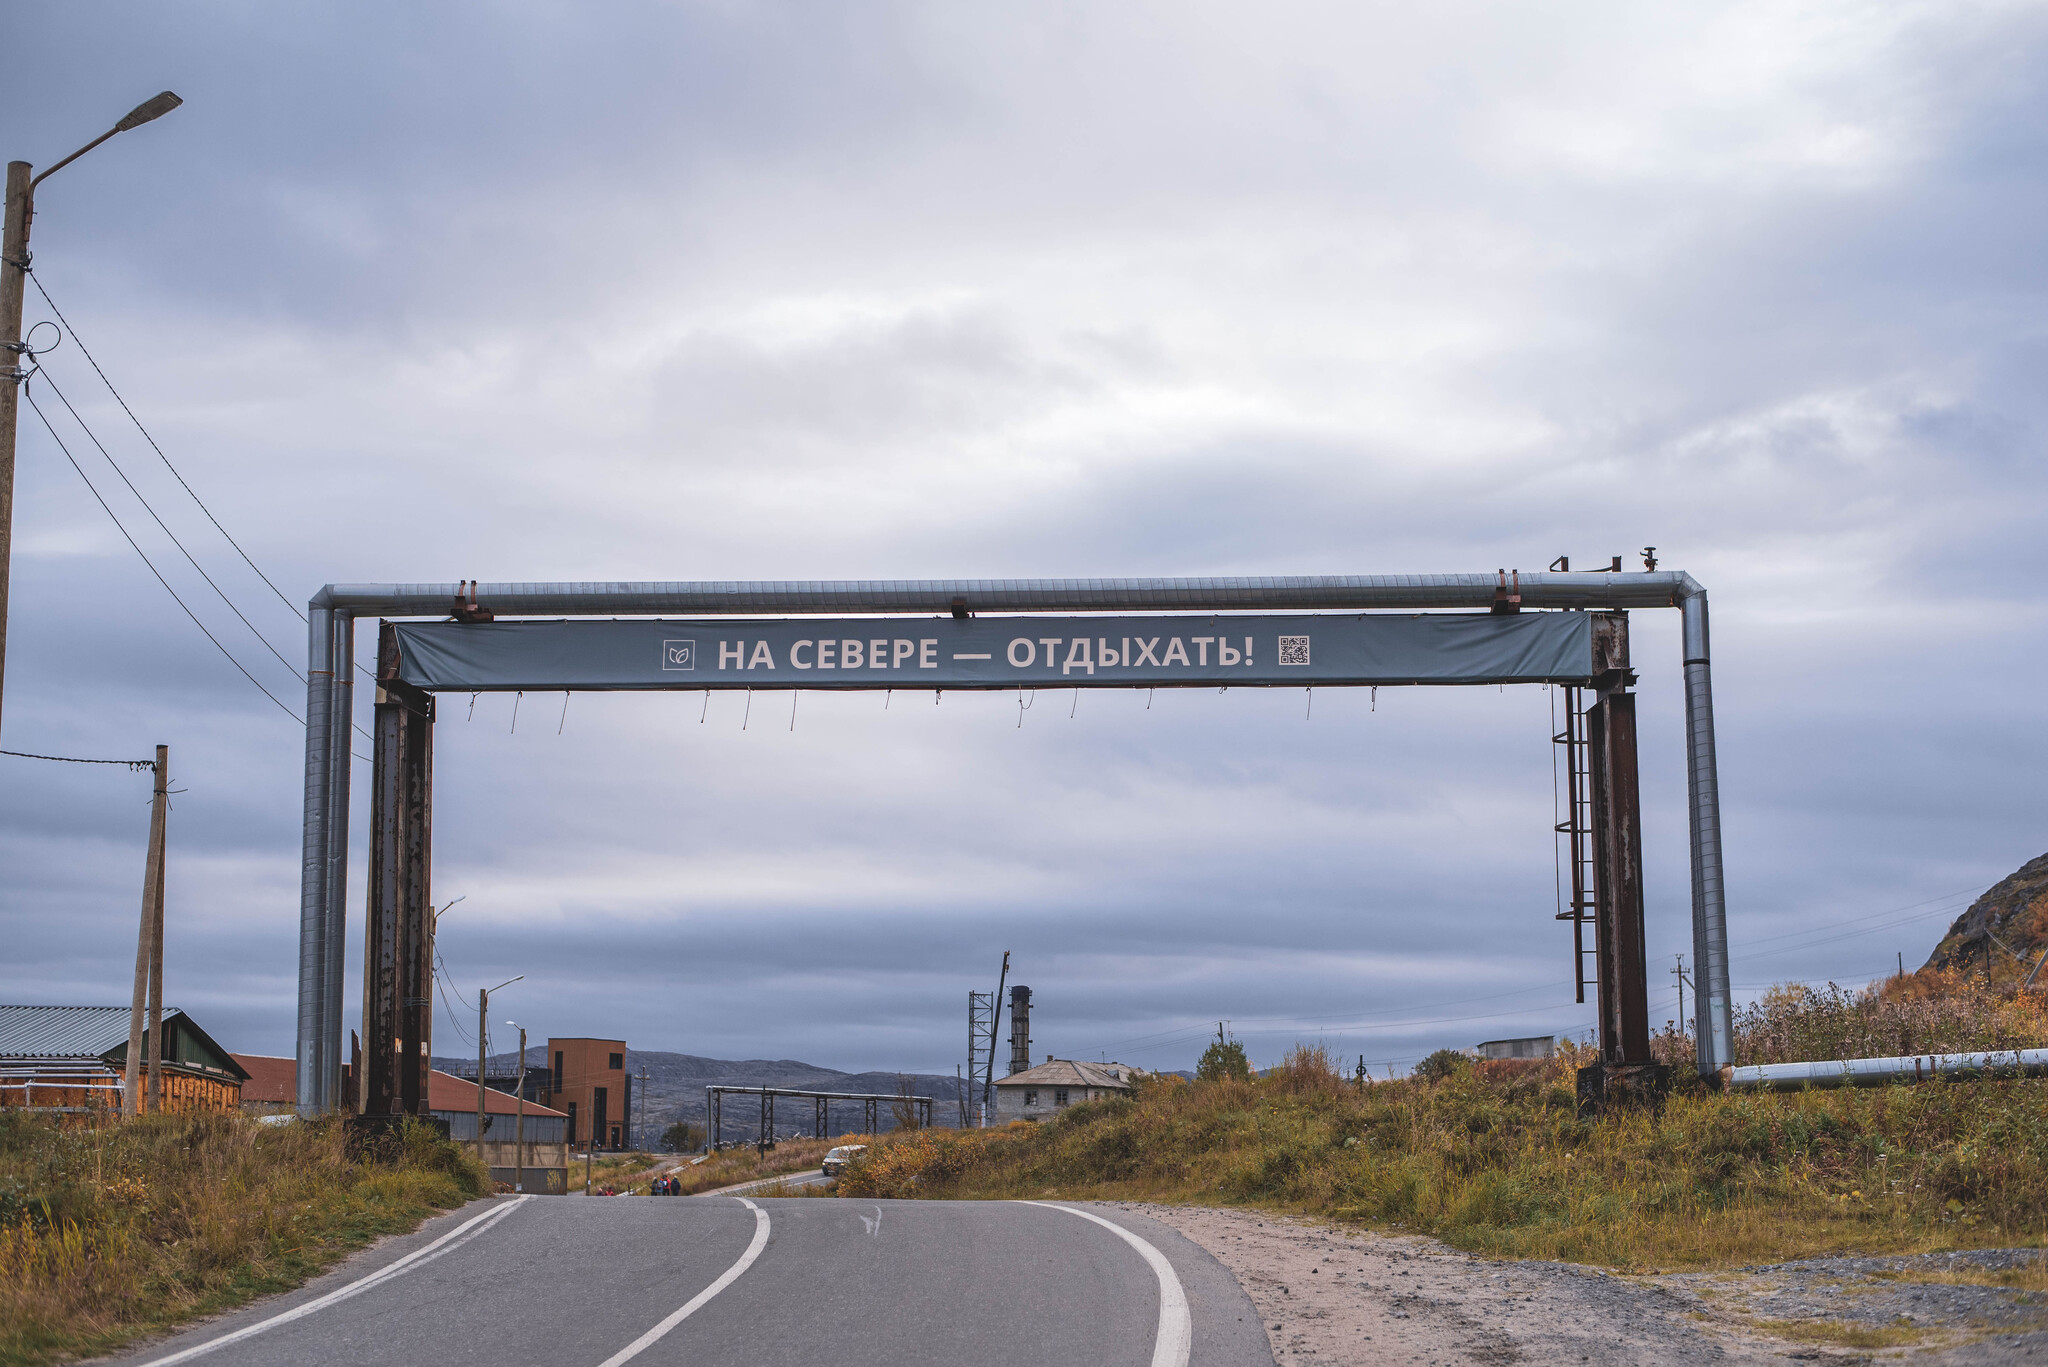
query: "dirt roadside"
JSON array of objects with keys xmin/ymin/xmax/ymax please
[{"xmin": 1123, "ymin": 1203, "xmax": 2048, "ymax": 1365}]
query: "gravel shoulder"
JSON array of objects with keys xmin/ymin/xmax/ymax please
[{"xmin": 1123, "ymin": 1204, "xmax": 2048, "ymax": 1365}]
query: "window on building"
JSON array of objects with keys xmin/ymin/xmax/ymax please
[
  {"xmin": 1054, "ymin": 1089, "xmax": 1069, "ymax": 1106},
  {"xmin": 566, "ymin": 1101, "xmax": 578, "ymax": 1146},
  {"xmin": 1023, "ymin": 1089, "xmax": 1038, "ymax": 1106},
  {"xmin": 609, "ymin": 1052, "xmax": 623, "ymax": 1070},
  {"xmin": 553, "ymin": 1052, "xmax": 563, "ymax": 1092}
]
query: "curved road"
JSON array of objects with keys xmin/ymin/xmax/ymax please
[{"xmin": 111, "ymin": 1196, "xmax": 1273, "ymax": 1367}]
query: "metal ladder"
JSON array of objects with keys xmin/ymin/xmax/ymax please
[{"xmin": 1554, "ymin": 685, "xmax": 1599, "ymax": 1002}]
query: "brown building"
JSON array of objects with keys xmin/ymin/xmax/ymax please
[
  {"xmin": 232, "ymin": 1052, "xmax": 297, "ymax": 1110},
  {"xmin": 540, "ymin": 1037, "xmax": 632, "ymax": 1151},
  {"xmin": 1, "ymin": 1004, "xmax": 247, "ymax": 1114}
]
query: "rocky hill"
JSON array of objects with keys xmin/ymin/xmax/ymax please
[
  {"xmin": 431, "ymin": 1048, "xmax": 974, "ymax": 1144},
  {"xmin": 1921, "ymin": 851, "xmax": 2048, "ymax": 975}
]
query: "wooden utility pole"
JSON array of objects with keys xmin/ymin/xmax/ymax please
[
  {"xmin": 0, "ymin": 95, "xmax": 183, "ymax": 743},
  {"xmin": 123, "ymin": 745, "xmax": 167, "ymax": 1117}
]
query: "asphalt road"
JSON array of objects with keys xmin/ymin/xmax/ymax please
[{"xmin": 111, "ymin": 1196, "xmax": 1273, "ymax": 1367}]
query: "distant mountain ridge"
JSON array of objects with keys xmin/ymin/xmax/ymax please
[{"xmin": 430, "ymin": 1047, "xmax": 974, "ymax": 1143}]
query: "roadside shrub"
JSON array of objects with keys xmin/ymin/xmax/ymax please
[{"xmin": 1414, "ymin": 1049, "xmax": 1472, "ymax": 1083}]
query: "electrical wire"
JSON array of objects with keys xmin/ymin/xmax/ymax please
[
  {"xmin": 1, "ymin": 748, "xmax": 154, "ymax": 769},
  {"xmin": 25, "ymin": 368, "xmax": 376, "ymax": 754},
  {"xmin": 35, "ymin": 368, "xmax": 309, "ymax": 685},
  {"xmin": 24, "ymin": 385, "xmax": 309, "ymax": 728},
  {"xmin": 25, "ymin": 269, "xmax": 306, "ymax": 622}
]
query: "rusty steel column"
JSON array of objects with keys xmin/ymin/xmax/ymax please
[
  {"xmin": 1578, "ymin": 612, "xmax": 1667, "ymax": 1112},
  {"xmin": 361, "ymin": 623, "xmax": 435, "ymax": 1117},
  {"xmin": 1589, "ymin": 691, "xmax": 1651, "ymax": 1066}
]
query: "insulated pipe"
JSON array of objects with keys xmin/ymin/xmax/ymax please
[
  {"xmin": 1724, "ymin": 1048, "xmax": 2048, "ymax": 1091},
  {"xmin": 322, "ymin": 613, "xmax": 354, "ymax": 1112},
  {"xmin": 295, "ymin": 605, "xmax": 333, "ymax": 1115},
  {"xmin": 1682, "ymin": 592, "xmax": 1733, "ymax": 1075},
  {"xmin": 312, "ymin": 571, "xmax": 1702, "ymax": 618}
]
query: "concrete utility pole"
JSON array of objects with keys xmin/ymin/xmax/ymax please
[
  {"xmin": 473, "ymin": 975, "xmax": 522, "ymax": 1159},
  {"xmin": 509, "ymin": 1023, "xmax": 526, "ymax": 1195},
  {"xmin": 0, "ymin": 93, "xmax": 181, "ymax": 741},
  {"xmin": 123, "ymin": 745, "xmax": 167, "ymax": 1116}
]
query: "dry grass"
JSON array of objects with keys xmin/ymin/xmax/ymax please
[
  {"xmin": 0, "ymin": 1111, "xmax": 486, "ymax": 1367},
  {"xmin": 1751, "ymin": 1318, "xmax": 1927, "ymax": 1349},
  {"xmin": 836, "ymin": 1038, "xmax": 2048, "ymax": 1271},
  {"xmin": 662, "ymin": 1136, "xmax": 848, "ymax": 1195}
]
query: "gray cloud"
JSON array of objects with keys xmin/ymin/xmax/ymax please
[{"xmin": 2, "ymin": 0, "xmax": 2043, "ymax": 1079}]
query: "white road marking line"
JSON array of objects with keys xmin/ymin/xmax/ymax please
[
  {"xmin": 595, "ymin": 1197, "xmax": 771, "ymax": 1367},
  {"xmin": 1025, "ymin": 1202, "xmax": 1193, "ymax": 1367},
  {"xmin": 134, "ymin": 1196, "xmax": 529, "ymax": 1366},
  {"xmin": 860, "ymin": 1206, "xmax": 881, "ymax": 1236}
]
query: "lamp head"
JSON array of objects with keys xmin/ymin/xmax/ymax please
[{"xmin": 115, "ymin": 92, "xmax": 183, "ymax": 132}]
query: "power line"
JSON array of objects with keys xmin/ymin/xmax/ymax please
[
  {"xmin": 34, "ymin": 368, "xmax": 308, "ymax": 685},
  {"xmin": 1, "ymin": 748, "xmax": 154, "ymax": 769},
  {"xmin": 25, "ymin": 269, "xmax": 306, "ymax": 623},
  {"xmin": 24, "ymin": 385, "xmax": 308, "ymax": 728},
  {"xmin": 24, "ymin": 270, "xmax": 381, "ymax": 689}
]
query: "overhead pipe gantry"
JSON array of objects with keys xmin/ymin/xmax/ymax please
[{"xmin": 297, "ymin": 573, "xmax": 1730, "ymax": 1116}]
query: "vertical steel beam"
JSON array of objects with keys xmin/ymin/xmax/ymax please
[
  {"xmin": 361, "ymin": 624, "xmax": 435, "ymax": 1116},
  {"xmin": 296, "ymin": 606, "xmax": 333, "ymax": 1115},
  {"xmin": 1682, "ymin": 592, "xmax": 1734, "ymax": 1074},
  {"xmin": 1589, "ymin": 691, "xmax": 1652, "ymax": 1065}
]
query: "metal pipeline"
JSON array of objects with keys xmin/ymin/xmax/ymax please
[
  {"xmin": 1724, "ymin": 1049, "xmax": 2048, "ymax": 1091},
  {"xmin": 311, "ymin": 571, "xmax": 1704, "ymax": 618},
  {"xmin": 1681, "ymin": 592, "xmax": 1733, "ymax": 1072},
  {"xmin": 295, "ymin": 605, "xmax": 332, "ymax": 1116}
]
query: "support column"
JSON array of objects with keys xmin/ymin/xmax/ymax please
[
  {"xmin": 295, "ymin": 606, "xmax": 333, "ymax": 1115},
  {"xmin": 361, "ymin": 623, "xmax": 435, "ymax": 1117},
  {"xmin": 1589, "ymin": 691, "xmax": 1651, "ymax": 1066},
  {"xmin": 1578, "ymin": 614, "xmax": 1668, "ymax": 1113},
  {"xmin": 1682, "ymin": 592, "xmax": 1734, "ymax": 1075}
]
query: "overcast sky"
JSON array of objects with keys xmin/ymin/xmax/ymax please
[{"xmin": 2, "ymin": 1, "xmax": 2043, "ymax": 1080}]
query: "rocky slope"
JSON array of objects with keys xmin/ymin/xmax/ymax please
[{"xmin": 1922, "ymin": 851, "xmax": 2048, "ymax": 974}]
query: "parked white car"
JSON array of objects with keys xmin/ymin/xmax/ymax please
[{"xmin": 821, "ymin": 1144, "xmax": 867, "ymax": 1177}]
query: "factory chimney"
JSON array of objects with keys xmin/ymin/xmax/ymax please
[{"xmin": 1007, "ymin": 986, "xmax": 1032, "ymax": 1076}]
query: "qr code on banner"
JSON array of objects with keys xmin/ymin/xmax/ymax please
[{"xmin": 1277, "ymin": 635, "xmax": 1311, "ymax": 666}]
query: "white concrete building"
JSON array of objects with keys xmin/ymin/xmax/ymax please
[{"xmin": 994, "ymin": 1058, "xmax": 1136, "ymax": 1122}]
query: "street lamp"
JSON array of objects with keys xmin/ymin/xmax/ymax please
[
  {"xmin": 0, "ymin": 92, "xmax": 183, "ymax": 739},
  {"xmin": 475, "ymin": 975, "xmax": 522, "ymax": 1161}
]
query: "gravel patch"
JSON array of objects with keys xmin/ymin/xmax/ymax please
[{"xmin": 1121, "ymin": 1204, "xmax": 2048, "ymax": 1365}]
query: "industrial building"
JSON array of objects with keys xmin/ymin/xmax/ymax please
[
  {"xmin": 539, "ymin": 1036, "xmax": 632, "ymax": 1151},
  {"xmin": 0, "ymin": 1004, "xmax": 246, "ymax": 1113},
  {"xmin": 428, "ymin": 1069, "xmax": 571, "ymax": 1192},
  {"xmin": 994, "ymin": 1058, "xmax": 1135, "ymax": 1122},
  {"xmin": 1476, "ymin": 1036, "xmax": 1556, "ymax": 1061}
]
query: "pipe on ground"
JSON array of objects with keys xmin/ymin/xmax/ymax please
[{"xmin": 1723, "ymin": 1049, "xmax": 2048, "ymax": 1091}]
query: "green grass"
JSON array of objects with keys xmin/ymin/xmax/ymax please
[
  {"xmin": 0, "ymin": 1111, "xmax": 487, "ymax": 1367},
  {"xmin": 836, "ymin": 1044, "xmax": 2048, "ymax": 1270}
]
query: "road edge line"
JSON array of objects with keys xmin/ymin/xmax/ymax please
[
  {"xmin": 594, "ymin": 1197, "xmax": 772, "ymax": 1367},
  {"xmin": 1023, "ymin": 1202, "xmax": 1193, "ymax": 1367},
  {"xmin": 133, "ymin": 1196, "xmax": 529, "ymax": 1366}
]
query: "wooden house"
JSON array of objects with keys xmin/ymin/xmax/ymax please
[{"xmin": 0, "ymin": 1004, "xmax": 248, "ymax": 1114}]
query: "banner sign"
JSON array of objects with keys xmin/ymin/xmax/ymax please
[{"xmin": 389, "ymin": 612, "xmax": 1595, "ymax": 692}]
